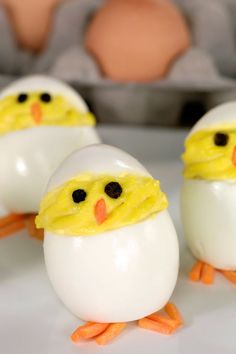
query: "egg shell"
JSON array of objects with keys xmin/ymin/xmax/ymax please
[
  {"xmin": 188, "ymin": 101, "xmax": 236, "ymax": 137},
  {"xmin": 0, "ymin": 75, "xmax": 88, "ymax": 114},
  {"xmin": 47, "ymin": 144, "xmax": 150, "ymax": 192},
  {"xmin": 44, "ymin": 211, "xmax": 179, "ymax": 322},
  {"xmin": 181, "ymin": 179, "xmax": 236, "ymax": 270},
  {"xmin": 85, "ymin": 0, "xmax": 190, "ymax": 82},
  {"xmin": 43, "ymin": 144, "xmax": 179, "ymax": 322},
  {"xmin": 0, "ymin": 127, "xmax": 100, "ymax": 215}
]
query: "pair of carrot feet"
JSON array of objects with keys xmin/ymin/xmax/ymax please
[
  {"xmin": 71, "ymin": 303, "xmax": 183, "ymax": 346},
  {"xmin": 0, "ymin": 213, "xmax": 43, "ymax": 240},
  {"xmin": 189, "ymin": 261, "xmax": 236, "ymax": 285}
]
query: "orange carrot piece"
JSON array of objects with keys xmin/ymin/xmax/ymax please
[
  {"xmin": 189, "ymin": 261, "xmax": 203, "ymax": 281},
  {"xmin": 147, "ymin": 313, "xmax": 179, "ymax": 329},
  {"xmin": 164, "ymin": 303, "xmax": 183, "ymax": 326},
  {"xmin": 232, "ymin": 147, "xmax": 236, "ymax": 166},
  {"xmin": 0, "ymin": 219, "xmax": 25, "ymax": 238},
  {"xmin": 71, "ymin": 322, "xmax": 93, "ymax": 342},
  {"xmin": 25, "ymin": 215, "xmax": 36, "ymax": 236},
  {"xmin": 94, "ymin": 199, "xmax": 107, "ymax": 225},
  {"xmin": 71, "ymin": 322, "xmax": 109, "ymax": 342},
  {"xmin": 138, "ymin": 318, "xmax": 173, "ymax": 335},
  {"xmin": 25, "ymin": 214, "xmax": 44, "ymax": 240},
  {"xmin": 0, "ymin": 213, "xmax": 24, "ymax": 228},
  {"xmin": 220, "ymin": 270, "xmax": 236, "ymax": 284},
  {"xmin": 96, "ymin": 323, "xmax": 126, "ymax": 345},
  {"xmin": 34, "ymin": 229, "xmax": 44, "ymax": 241},
  {"xmin": 31, "ymin": 102, "xmax": 42, "ymax": 124},
  {"xmin": 201, "ymin": 263, "xmax": 215, "ymax": 285}
]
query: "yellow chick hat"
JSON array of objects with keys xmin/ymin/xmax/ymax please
[
  {"xmin": 183, "ymin": 101, "xmax": 236, "ymax": 180},
  {"xmin": 37, "ymin": 144, "xmax": 168, "ymax": 236}
]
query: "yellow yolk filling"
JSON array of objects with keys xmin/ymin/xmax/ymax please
[
  {"xmin": 0, "ymin": 92, "xmax": 95, "ymax": 135},
  {"xmin": 36, "ymin": 173, "xmax": 168, "ymax": 236},
  {"xmin": 182, "ymin": 126, "xmax": 236, "ymax": 180}
]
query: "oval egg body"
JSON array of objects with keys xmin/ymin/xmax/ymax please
[
  {"xmin": 39, "ymin": 144, "xmax": 179, "ymax": 322},
  {"xmin": 182, "ymin": 179, "xmax": 236, "ymax": 270},
  {"xmin": 44, "ymin": 210, "xmax": 179, "ymax": 322},
  {"xmin": 0, "ymin": 75, "xmax": 100, "ymax": 215},
  {"xmin": 181, "ymin": 102, "xmax": 236, "ymax": 272}
]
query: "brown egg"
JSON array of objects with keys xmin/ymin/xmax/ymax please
[
  {"xmin": 1, "ymin": 0, "xmax": 61, "ymax": 52},
  {"xmin": 85, "ymin": 0, "xmax": 191, "ymax": 82}
]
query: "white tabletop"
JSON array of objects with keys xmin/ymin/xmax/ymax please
[{"xmin": 0, "ymin": 125, "xmax": 235, "ymax": 354}]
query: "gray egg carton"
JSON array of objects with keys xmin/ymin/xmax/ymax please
[{"xmin": 1, "ymin": 0, "xmax": 236, "ymax": 125}]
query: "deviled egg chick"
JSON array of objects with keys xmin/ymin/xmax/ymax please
[
  {"xmin": 182, "ymin": 102, "xmax": 236, "ymax": 285},
  {"xmin": 0, "ymin": 75, "xmax": 100, "ymax": 238},
  {"xmin": 36, "ymin": 144, "xmax": 181, "ymax": 345}
]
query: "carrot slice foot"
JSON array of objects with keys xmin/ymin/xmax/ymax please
[
  {"xmin": 25, "ymin": 214, "xmax": 44, "ymax": 240},
  {"xmin": 165, "ymin": 302, "xmax": 183, "ymax": 326},
  {"xmin": 189, "ymin": 260, "xmax": 215, "ymax": 285},
  {"xmin": 138, "ymin": 317, "xmax": 173, "ymax": 335},
  {"xmin": 0, "ymin": 213, "xmax": 26, "ymax": 238},
  {"xmin": 71, "ymin": 322, "xmax": 126, "ymax": 345},
  {"xmin": 0, "ymin": 218, "xmax": 25, "ymax": 238},
  {"xmin": 189, "ymin": 260, "xmax": 236, "ymax": 286},
  {"xmin": 0, "ymin": 213, "xmax": 24, "ymax": 228},
  {"xmin": 201, "ymin": 263, "xmax": 215, "ymax": 285},
  {"xmin": 96, "ymin": 323, "xmax": 127, "ymax": 345},
  {"xmin": 219, "ymin": 270, "xmax": 236, "ymax": 284},
  {"xmin": 0, "ymin": 213, "xmax": 44, "ymax": 240},
  {"xmin": 71, "ymin": 322, "xmax": 109, "ymax": 342},
  {"xmin": 71, "ymin": 304, "xmax": 183, "ymax": 345},
  {"xmin": 139, "ymin": 302, "xmax": 183, "ymax": 335},
  {"xmin": 189, "ymin": 261, "xmax": 203, "ymax": 281}
]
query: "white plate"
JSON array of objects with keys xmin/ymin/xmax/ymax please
[{"xmin": 1, "ymin": 126, "xmax": 235, "ymax": 354}]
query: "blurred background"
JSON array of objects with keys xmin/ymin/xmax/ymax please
[{"xmin": 1, "ymin": 0, "xmax": 236, "ymax": 127}]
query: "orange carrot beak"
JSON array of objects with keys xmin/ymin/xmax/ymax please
[
  {"xmin": 94, "ymin": 198, "xmax": 107, "ymax": 225},
  {"xmin": 31, "ymin": 102, "xmax": 42, "ymax": 124},
  {"xmin": 232, "ymin": 146, "xmax": 236, "ymax": 166}
]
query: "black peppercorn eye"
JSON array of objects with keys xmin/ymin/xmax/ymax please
[
  {"xmin": 17, "ymin": 93, "xmax": 28, "ymax": 103},
  {"xmin": 105, "ymin": 182, "xmax": 122, "ymax": 199},
  {"xmin": 214, "ymin": 132, "xmax": 229, "ymax": 146},
  {"xmin": 40, "ymin": 93, "xmax": 52, "ymax": 103},
  {"xmin": 72, "ymin": 189, "xmax": 87, "ymax": 203}
]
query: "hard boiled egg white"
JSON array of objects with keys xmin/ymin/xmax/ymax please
[
  {"xmin": 181, "ymin": 101, "xmax": 236, "ymax": 270},
  {"xmin": 0, "ymin": 75, "xmax": 100, "ymax": 215},
  {"xmin": 43, "ymin": 144, "xmax": 179, "ymax": 323},
  {"xmin": 181, "ymin": 179, "xmax": 236, "ymax": 270}
]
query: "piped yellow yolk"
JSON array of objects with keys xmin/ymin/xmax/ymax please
[
  {"xmin": 0, "ymin": 92, "xmax": 95, "ymax": 135},
  {"xmin": 36, "ymin": 173, "xmax": 168, "ymax": 236},
  {"xmin": 182, "ymin": 126, "xmax": 236, "ymax": 180}
]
